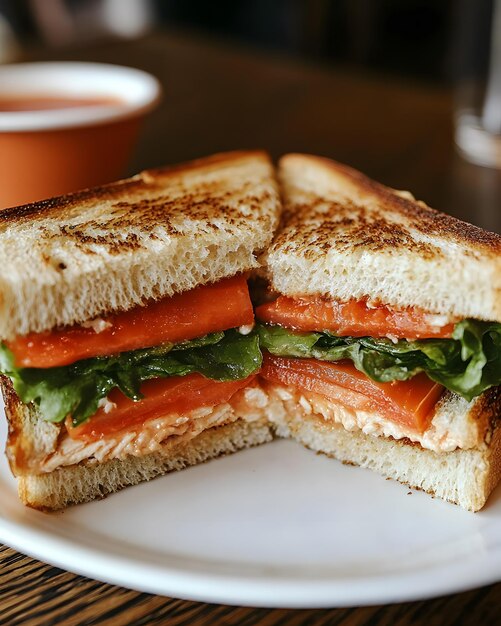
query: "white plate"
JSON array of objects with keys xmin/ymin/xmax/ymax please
[{"xmin": 1, "ymin": 412, "xmax": 500, "ymax": 609}]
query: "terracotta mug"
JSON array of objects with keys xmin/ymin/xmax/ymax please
[{"xmin": 0, "ymin": 62, "xmax": 161, "ymax": 208}]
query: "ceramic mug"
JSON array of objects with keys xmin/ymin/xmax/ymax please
[{"xmin": 0, "ymin": 62, "xmax": 161, "ymax": 208}]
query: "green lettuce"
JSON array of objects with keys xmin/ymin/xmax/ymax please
[
  {"xmin": 4, "ymin": 318, "xmax": 501, "ymax": 427},
  {"xmin": 0, "ymin": 330, "xmax": 261, "ymax": 426},
  {"xmin": 257, "ymin": 320, "xmax": 501, "ymax": 402}
]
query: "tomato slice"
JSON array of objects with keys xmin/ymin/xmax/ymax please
[
  {"xmin": 67, "ymin": 373, "xmax": 256, "ymax": 441},
  {"xmin": 9, "ymin": 275, "xmax": 254, "ymax": 368},
  {"xmin": 256, "ymin": 297, "xmax": 455, "ymax": 340},
  {"xmin": 261, "ymin": 353, "xmax": 443, "ymax": 432}
]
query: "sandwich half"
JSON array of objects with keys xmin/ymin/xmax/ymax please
[
  {"xmin": 257, "ymin": 153, "xmax": 501, "ymax": 512},
  {"xmin": 0, "ymin": 150, "xmax": 280, "ymax": 510}
]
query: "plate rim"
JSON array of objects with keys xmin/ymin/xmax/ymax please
[{"xmin": 1, "ymin": 519, "xmax": 500, "ymax": 608}]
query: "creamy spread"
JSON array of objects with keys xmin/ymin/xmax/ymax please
[
  {"xmin": 97, "ymin": 396, "xmax": 117, "ymax": 414},
  {"xmin": 424, "ymin": 313, "xmax": 452, "ymax": 328},
  {"xmin": 32, "ymin": 376, "xmax": 479, "ymax": 472},
  {"xmin": 39, "ymin": 385, "xmax": 268, "ymax": 473},
  {"xmin": 81, "ymin": 317, "xmax": 113, "ymax": 333},
  {"xmin": 265, "ymin": 383, "xmax": 481, "ymax": 453},
  {"xmin": 237, "ymin": 324, "xmax": 255, "ymax": 335}
]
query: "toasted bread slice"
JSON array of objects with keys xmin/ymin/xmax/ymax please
[
  {"xmin": 18, "ymin": 418, "xmax": 274, "ymax": 511},
  {"xmin": 0, "ymin": 150, "xmax": 280, "ymax": 339},
  {"xmin": 263, "ymin": 153, "xmax": 501, "ymax": 321},
  {"xmin": 1, "ymin": 375, "xmax": 274, "ymax": 510},
  {"xmin": 264, "ymin": 381, "xmax": 501, "ymax": 512}
]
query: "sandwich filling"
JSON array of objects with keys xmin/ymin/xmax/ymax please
[
  {"xmin": 0, "ymin": 275, "xmax": 262, "ymax": 448},
  {"xmin": 39, "ymin": 383, "xmax": 269, "ymax": 472},
  {"xmin": 256, "ymin": 295, "xmax": 501, "ymax": 443},
  {"xmin": 4, "ymin": 282, "xmax": 501, "ymax": 467}
]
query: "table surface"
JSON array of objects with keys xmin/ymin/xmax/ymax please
[{"xmin": 1, "ymin": 28, "xmax": 501, "ymax": 625}]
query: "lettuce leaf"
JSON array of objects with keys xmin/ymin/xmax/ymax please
[
  {"xmin": 4, "ymin": 318, "xmax": 501, "ymax": 427},
  {"xmin": 0, "ymin": 330, "xmax": 262, "ymax": 426},
  {"xmin": 257, "ymin": 320, "xmax": 501, "ymax": 401}
]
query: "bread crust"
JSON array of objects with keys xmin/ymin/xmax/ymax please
[
  {"xmin": 263, "ymin": 153, "xmax": 501, "ymax": 321},
  {"xmin": 0, "ymin": 150, "xmax": 270, "ymax": 223},
  {"xmin": 277, "ymin": 155, "xmax": 501, "ymax": 252},
  {"xmin": 1, "ymin": 375, "xmax": 60, "ymax": 476}
]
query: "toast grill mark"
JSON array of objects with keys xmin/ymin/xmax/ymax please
[
  {"xmin": 56, "ymin": 228, "xmax": 143, "ymax": 254},
  {"xmin": 282, "ymin": 156, "xmax": 501, "ymax": 255},
  {"xmin": 0, "ymin": 179, "xmax": 145, "ymax": 226},
  {"xmin": 358, "ymin": 174, "xmax": 501, "ymax": 252},
  {"xmin": 15, "ymin": 187, "xmax": 273, "ymax": 256},
  {"xmin": 272, "ymin": 196, "xmax": 442, "ymax": 259}
]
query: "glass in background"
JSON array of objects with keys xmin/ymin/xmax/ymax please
[{"xmin": 454, "ymin": 0, "xmax": 501, "ymax": 168}]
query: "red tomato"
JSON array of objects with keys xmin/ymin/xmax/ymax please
[
  {"xmin": 66, "ymin": 373, "xmax": 256, "ymax": 441},
  {"xmin": 9, "ymin": 275, "xmax": 254, "ymax": 368},
  {"xmin": 261, "ymin": 353, "xmax": 443, "ymax": 432},
  {"xmin": 256, "ymin": 297, "xmax": 455, "ymax": 340}
]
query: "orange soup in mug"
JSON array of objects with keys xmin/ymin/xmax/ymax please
[{"xmin": 0, "ymin": 62, "xmax": 161, "ymax": 208}]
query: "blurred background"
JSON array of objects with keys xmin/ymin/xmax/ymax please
[
  {"xmin": 0, "ymin": 0, "xmax": 499, "ymax": 228},
  {"xmin": 0, "ymin": 0, "xmax": 484, "ymax": 82}
]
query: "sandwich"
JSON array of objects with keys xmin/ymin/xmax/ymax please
[
  {"xmin": 0, "ymin": 150, "xmax": 281, "ymax": 510},
  {"xmin": 256, "ymin": 153, "xmax": 501, "ymax": 512},
  {"xmin": 3, "ymin": 150, "xmax": 501, "ymax": 513}
]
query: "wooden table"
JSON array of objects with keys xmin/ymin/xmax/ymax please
[{"xmin": 1, "ymin": 29, "xmax": 501, "ymax": 625}]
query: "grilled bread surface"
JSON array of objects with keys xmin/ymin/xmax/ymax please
[
  {"xmin": 264, "ymin": 153, "xmax": 501, "ymax": 320},
  {"xmin": 0, "ymin": 150, "xmax": 280, "ymax": 339}
]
